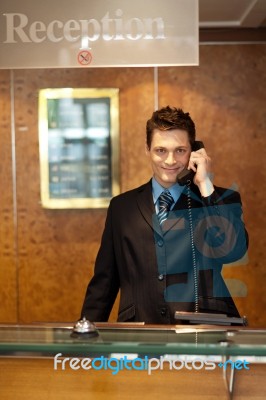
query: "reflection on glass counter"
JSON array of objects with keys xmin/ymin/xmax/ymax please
[{"xmin": 0, "ymin": 323, "xmax": 266, "ymax": 359}]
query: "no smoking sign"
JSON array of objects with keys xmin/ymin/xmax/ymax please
[{"xmin": 77, "ymin": 50, "xmax": 92, "ymax": 66}]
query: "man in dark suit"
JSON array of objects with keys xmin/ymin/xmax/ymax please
[{"xmin": 81, "ymin": 106, "xmax": 248, "ymax": 324}]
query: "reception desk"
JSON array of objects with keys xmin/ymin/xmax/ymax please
[{"xmin": 0, "ymin": 323, "xmax": 265, "ymax": 400}]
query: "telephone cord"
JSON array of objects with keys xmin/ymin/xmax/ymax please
[{"xmin": 186, "ymin": 182, "xmax": 199, "ymax": 313}]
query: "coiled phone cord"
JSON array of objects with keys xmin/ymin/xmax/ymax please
[{"xmin": 186, "ymin": 182, "xmax": 199, "ymax": 313}]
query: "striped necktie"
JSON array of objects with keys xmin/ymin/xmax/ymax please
[{"xmin": 157, "ymin": 190, "xmax": 174, "ymax": 226}]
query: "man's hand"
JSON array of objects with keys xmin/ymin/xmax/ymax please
[{"xmin": 188, "ymin": 147, "xmax": 214, "ymax": 197}]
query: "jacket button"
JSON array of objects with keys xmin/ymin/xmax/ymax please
[
  {"xmin": 157, "ymin": 240, "xmax": 164, "ymax": 247},
  {"xmin": 161, "ymin": 308, "xmax": 167, "ymax": 316},
  {"xmin": 158, "ymin": 274, "xmax": 164, "ymax": 281}
]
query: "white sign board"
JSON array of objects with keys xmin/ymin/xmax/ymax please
[{"xmin": 0, "ymin": 0, "xmax": 198, "ymax": 68}]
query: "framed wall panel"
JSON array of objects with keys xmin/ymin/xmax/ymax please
[{"xmin": 38, "ymin": 88, "xmax": 120, "ymax": 208}]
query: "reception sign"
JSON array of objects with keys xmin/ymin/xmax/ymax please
[
  {"xmin": 0, "ymin": 0, "xmax": 198, "ymax": 68},
  {"xmin": 39, "ymin": 88, "xmax": 120, "ymax": 208}
]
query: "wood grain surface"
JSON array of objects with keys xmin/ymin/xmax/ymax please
[{"xmin": 0, "ymin": 358, "xmax": 265, "ymax": 400}]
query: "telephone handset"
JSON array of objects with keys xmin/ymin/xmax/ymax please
[{"xmin": 176, "ymin": 141, "xmax": 205, "ymax": 186}]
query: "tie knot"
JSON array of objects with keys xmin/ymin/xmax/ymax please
[
  {"xmin": 158, "ymin": 190, "xmax": 174, "ymax": 211},
  {"xmin": 157, "ymin": 190, "xmax": 174, "ymax": 226}
]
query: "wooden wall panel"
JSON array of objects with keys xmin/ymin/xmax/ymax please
[
  {"xmin": 158, "ymin": 45, "xmax": 266, "ymax": 327},
  {"xmin": 0, "ymin": 70, "xmax": 17, "ymax": 322},
  {"xmin": 13, "ymin": 68, "xmax": 154, "ymax": 323}
]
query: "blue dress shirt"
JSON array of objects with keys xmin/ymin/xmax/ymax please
[{"xmin": 152, "ymin": 177, "xmax": 184, "ymax": 213}]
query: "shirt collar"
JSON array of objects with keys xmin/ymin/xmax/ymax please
[{"xmin": 152, "ymin": 177, "xmax": 184, "ymax": 205}]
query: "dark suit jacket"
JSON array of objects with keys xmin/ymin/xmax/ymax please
[{"xmin": 81, "ymin": 180, "xmax": 248, "ymax": 324}]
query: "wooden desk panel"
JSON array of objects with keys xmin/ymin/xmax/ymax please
[{"xmin": 0, "ymin": 358, "xmax": 265, "ymax": 400}]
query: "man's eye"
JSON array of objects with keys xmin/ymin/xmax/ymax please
[
  {"xmin": 176, "ymin": 148, "xmax": 186, "ymax": 154},
  {"xmin": 156, "ymin": 148, "xmax": 166, "ymax": 154}
]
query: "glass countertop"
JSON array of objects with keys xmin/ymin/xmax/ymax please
[{"xmin": 0, "ymin": 323, "xmax": 266, "ymax": 358}]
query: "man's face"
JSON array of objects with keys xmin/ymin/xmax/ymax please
[{"xmin": 146, "ymin": 129, "xmax": 191, "ymax": 188}]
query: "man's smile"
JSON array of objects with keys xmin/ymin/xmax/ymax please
[{"xmin": 162, "ymin": 166, "xmax": 183, "ymax": 172}]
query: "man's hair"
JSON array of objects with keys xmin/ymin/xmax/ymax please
[{"xmin": 146, "ymin": 106, "xmax": 196, "ymax": 149}]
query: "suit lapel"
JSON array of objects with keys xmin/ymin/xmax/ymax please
[
  {"xmin": 136, "ymin": 181, "xmax": 162, "ymax": 236},
  {"xmin": 136, "ymin": 181, "xmax": 203, "ymax": 236},
  {"xmin": 173, "ymin": 184, "xmax": 202, "ymax": 211}
]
